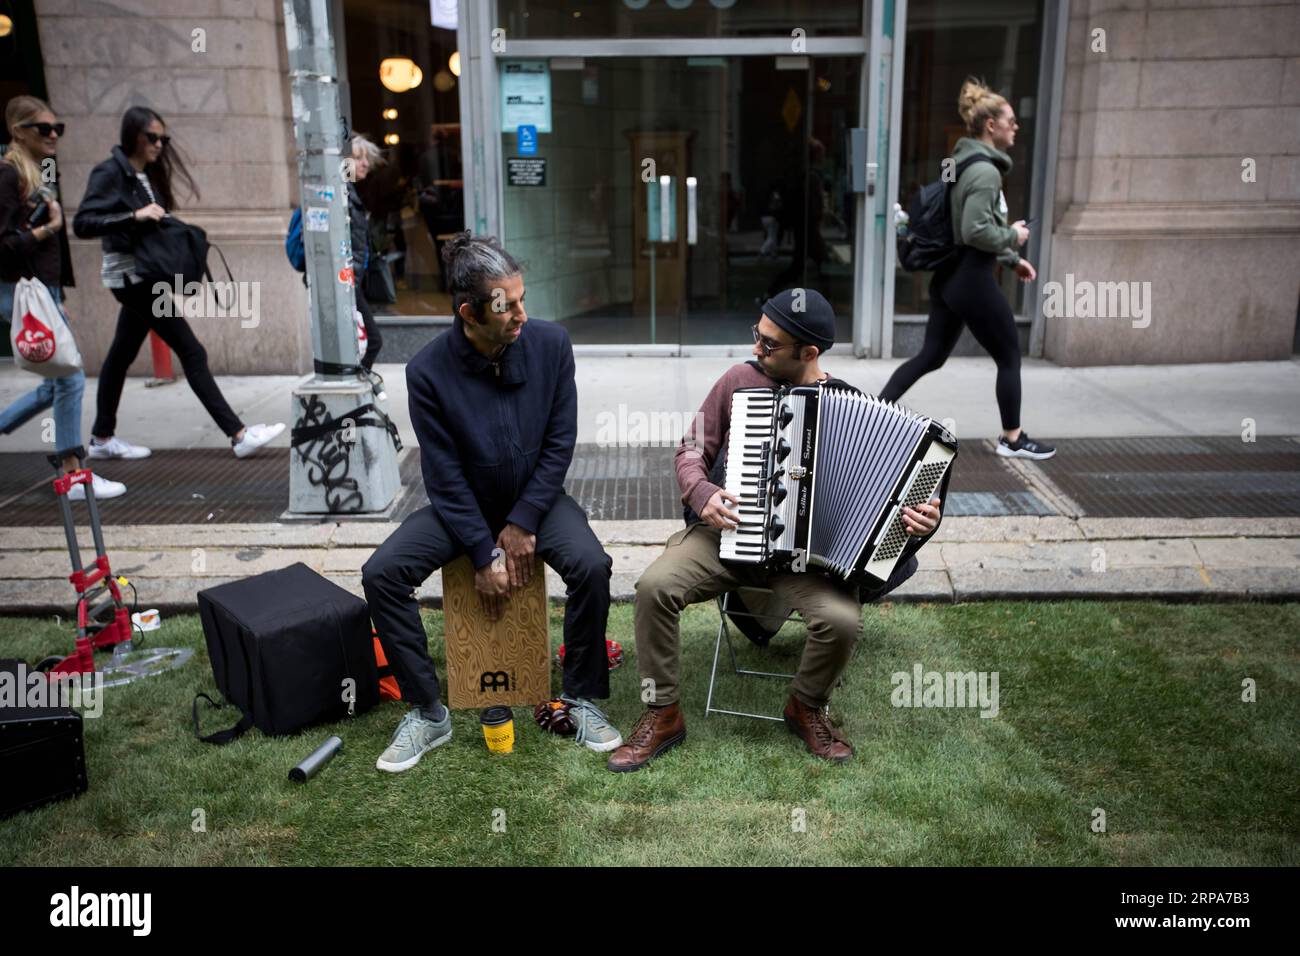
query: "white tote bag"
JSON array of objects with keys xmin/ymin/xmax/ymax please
[{"xmin": 9, "ymin": 277, "xmax": 83, "ymax": 378}]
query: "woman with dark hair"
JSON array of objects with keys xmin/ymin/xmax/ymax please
[
  {"xmin": 1, "ymin": 95, "xmax": 124, "ymax": 499},
  {"xmin": 73, "ymin": 106, "xmax": 283, "ymax": 460}
]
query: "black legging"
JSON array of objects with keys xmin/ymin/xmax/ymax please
[
  {"xmin": 92, "ymin": 282, "xmax": 244, "ymax": 440},
  {"xmin": 879, "ymin": 248, "xmax": 1021, "ymax": 431},
  {"xmin": 355, "ymin": 286, "xmax": 383, "ymax": 370}
]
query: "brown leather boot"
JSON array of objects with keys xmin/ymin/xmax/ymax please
[
  {"xmin": 606, "ymin": 703, "xmax": 686, "ymax": 772},
  {"xmin": 783, "ymin": 695, "xmax": 853, "ymax": 762}
]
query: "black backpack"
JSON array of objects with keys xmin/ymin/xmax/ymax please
[{"xmin": 896, "ymin": 155, "xmax": 993, "ymax": 272}]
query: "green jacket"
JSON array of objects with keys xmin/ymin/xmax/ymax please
[{"xmin": 949, "ymin": 137, "xmax": 1020, "ymax": 268}]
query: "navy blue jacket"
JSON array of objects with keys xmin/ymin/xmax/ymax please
[{"xmin": 406, "ymin": 316, "xmax": 577, "ymax": 569}]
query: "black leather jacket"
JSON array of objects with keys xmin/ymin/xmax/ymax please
[
  {"xmin": 72, "ymin": 146, "xmax": 158, "ymax": 254},
  {"xmin": 0, "ymin": 161, "xmax": 75, "ymax": 287},
  {"xmin": 347, "ymin": 181, "xmax": 370, "ymax": 272}
]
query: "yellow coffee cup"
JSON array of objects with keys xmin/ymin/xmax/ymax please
[{"xmin": 480, "ymin": 706, "xmax": 514, "ymax": 754}]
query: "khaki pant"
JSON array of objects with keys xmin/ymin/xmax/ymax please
[{"xmin": 634, "ymin": 523, "xmax": 863, "ymax": 708}]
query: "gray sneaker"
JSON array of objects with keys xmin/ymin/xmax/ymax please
[
  {"xmin": 376, "ymin": 707, "xmax": 451, "ymax": 773},
  {"xmin": 562, "ymin": 697, "xmax": 623, "ymax": 753}
]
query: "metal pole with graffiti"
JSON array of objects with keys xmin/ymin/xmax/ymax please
[{"xmin": 282, "ymin": 0, "xmax": 401, "ymax": 515}]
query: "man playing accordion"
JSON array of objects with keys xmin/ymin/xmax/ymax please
[{"xmin": 608, "ymin": 288, "xmax": 947, "ymax": 771}]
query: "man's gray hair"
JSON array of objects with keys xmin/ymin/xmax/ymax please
[{"xmin": 441, "ymin": 232, "xmax": 523, "ymax": 320}]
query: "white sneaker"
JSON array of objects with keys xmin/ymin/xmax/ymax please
[
  {"xmin": 68, "ymin": 473, "xmax": 127, "ymax": 501},
  {"xmin": 87, "ymin": 435, "xmax": 152, "ymax": 460},
  {"xmin": 232, "ymin": 422, "xmax": 286, "ymax": 459}
]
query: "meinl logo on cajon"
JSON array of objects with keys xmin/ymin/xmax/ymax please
[{"xmin": 479, "ymin": 670, "xmax": 513, "ymax": 692}]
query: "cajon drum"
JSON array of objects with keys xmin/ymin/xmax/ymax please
[{"xmin": 442, "ymin": 555, "xmax": 550, "ymax": 709}]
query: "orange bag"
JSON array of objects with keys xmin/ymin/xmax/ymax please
[{"xmin": 372, "ymin": 633, "xmax": 402, "ymax": 701}]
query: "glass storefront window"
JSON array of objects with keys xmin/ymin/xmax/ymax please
[
  {"xmin": 895, "ymin": 0, "xmax": 1043, "ymax": 316},
  {"xmin": 498, "ymin": 0, "xmax": 862, "ymax": 39},
  {"xmin": 501, "ymin": 55, "xmax": 859, "ymax": 347},
  {"xmin": 342, "ymin": 0, "xmax": 464, "ymax": 317}
]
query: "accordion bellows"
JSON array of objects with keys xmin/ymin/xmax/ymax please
[{"xmin": 721, "ymin": 385, "xmax": 958, "ymax": 584}]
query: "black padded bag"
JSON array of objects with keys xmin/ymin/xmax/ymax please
[{"xmin": 195, "ymin": 563, "xmax": 378, "ymax": 743}]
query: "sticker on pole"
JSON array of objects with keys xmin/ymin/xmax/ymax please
[{"xmin": 305, "ymin": 206, "xmax": 330, "ymax": 232}]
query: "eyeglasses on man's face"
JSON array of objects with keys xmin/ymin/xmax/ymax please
[
  {"xmin": 20, "ymin": 122, "xmax": 65, "ymax": 138},
  {"xmin": 752, "ymin": 324, "xmax": 796, "ymax": 357}
]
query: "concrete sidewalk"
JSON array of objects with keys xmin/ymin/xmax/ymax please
[
  {"xmin": 2, "ymin": 356, "xmax": 1298, "ymax": 452},
  {"xmin": 1, "ymin": 515, "xmax": 1296, "ymax": 615},
  {"xmin": 1, "ymin": 356, "xmax": 1296, "ymax": 612}
]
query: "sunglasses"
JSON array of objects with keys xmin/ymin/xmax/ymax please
[
  {"xmin": 19, "ymin": 122, "xmax": 65, "ymax": 138},
  {"xmin": 143, "ymin": 132, "xmax": 172, "ymax": 146},
  {"xmin": 752, "ymin": 324, "xmax": 797, "ymax": 357}
]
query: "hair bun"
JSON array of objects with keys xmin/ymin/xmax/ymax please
[
  {"xmin": 957, "ymin": 76, "xmax": 1007, "ymax": 136},
  {"xmin": 441, "ymin": 230, "xmax": 473, "ymax": 269},
  {"xmin": 957, "ymin": 78, "xmax": 987, "ymax": 126}
]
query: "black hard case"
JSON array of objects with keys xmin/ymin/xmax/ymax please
[{"xmin": 0, "ymin": 660, "xmax": 88, "ymax": 819}]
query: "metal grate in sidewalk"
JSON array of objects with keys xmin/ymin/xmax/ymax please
[
  {"xmin": 0, "ymin": 436, "xmax": 1052, "ymax": 525},
  {"xmin": 0, "ymin": 448, "xmax": 426, "ymax": 526},
  {"xmin": 1036, "ymin": 436, "xmax": 1300, "ymax": 518}
]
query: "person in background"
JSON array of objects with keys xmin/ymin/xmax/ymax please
[
  {"xmin": 763, "ymin": 138, "xmax": 827, "ymax": 301},
  {"xmin": 878, "ymin": 78, "xmax": 1055, "ymax": 460},
  {"xmin": 347, "ymin": 134, "xmax": 383, "ymax": 370},
  {"xmin": 73, "ymin": 106, "xmax": 284, "ymax": 460},
  {"xmin": 0, "ymin": 96, "xmax": 124, "ymax": 500}
]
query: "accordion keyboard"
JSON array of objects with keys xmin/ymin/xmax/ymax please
[{"xmin": 719, "ymin": 389, "xmax": 777, "ymax": 563}]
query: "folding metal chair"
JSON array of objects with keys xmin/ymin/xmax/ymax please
[{"xmin": 704, "ymin": 588, "xmax": 801, "ymax": 722}]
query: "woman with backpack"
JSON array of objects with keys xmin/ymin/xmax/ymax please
[
  {"xmin": 1, "ymin": 96, "xmax": 125, "ymax": 499},
  {"xmin": 73, "ymin": 106, "xmax": 283, "ymax": 460},
  {"xmin": 880, "ymin": 78, "xmax": 1055, "ymax": 460}
]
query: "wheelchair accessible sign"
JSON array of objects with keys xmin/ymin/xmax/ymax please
[{"xmin": 517, "ymin": 124, "xmax": 538, "ymax": 156}]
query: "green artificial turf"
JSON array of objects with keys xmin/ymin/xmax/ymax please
[{"xmin": 1, "ymin": 602, "xmax": 1296, "ymax": 866}]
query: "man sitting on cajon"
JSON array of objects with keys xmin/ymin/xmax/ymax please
[{"xmin": 363, "ymin": 233, "xmax": 621, "ymax": 772}]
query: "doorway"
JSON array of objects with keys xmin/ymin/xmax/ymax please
[{"xmin": 499, "ymin": 55, "xmax": 861, "ymax": 348}]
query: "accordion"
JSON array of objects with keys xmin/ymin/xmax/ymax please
[{"xmin": 719, "ymin": 384, "xmax": 958, "ymax": 585}]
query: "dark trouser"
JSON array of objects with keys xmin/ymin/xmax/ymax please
[
  {"xmin": 92, "ymin": 282, "xmax": 244, "ymax": 439},
  {"xmin": 362, "ymin": 494, "xmax": 613, "ymax": 710},
  {"xmin": 878, "ymin": 248, "xmax": 1022, "ymax": 431},
  {"xmin": 355, "ymin": 287, "xmax": 383, "ymax": 370}
]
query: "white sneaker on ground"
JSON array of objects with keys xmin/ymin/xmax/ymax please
[
  {"xmin": 87, "ymin": 435, "xmax": 152, "ymax": 460},
  {"xmin": 68, "ymin": 473, "xmax": 127, "ymax": 500},
  {"xmin": 232, "ymin": 422, "xmax": 286, "ymax": 459}
]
